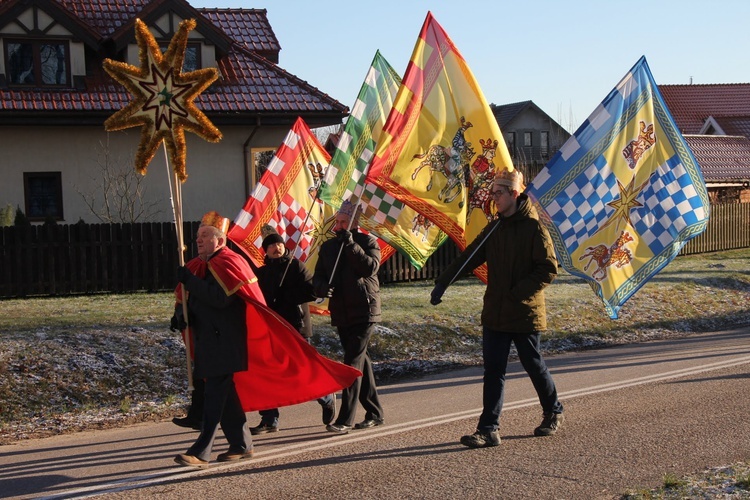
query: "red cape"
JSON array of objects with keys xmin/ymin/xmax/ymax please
[{"xmin": 176, "ymin": 248, "xmax": 361, "ymax": 412}]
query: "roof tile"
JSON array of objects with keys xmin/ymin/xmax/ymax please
[
  {"xmin": 199, "ymin": 8, "xmax": 279, "ymax": 56},
  {"xmin": 0, "ymin": 0, "xmax": 346, "ymax": 120},
  {"xmin": 712, "ymin": 116, "xmax": 750, "ymax": 138},
  {"xmin": 685, "ymin": 135, "xmax": 750, "ymax": 181},
  {"xmin": 659, "ymin": 83, "xmax": 750, "ymax": 134}
]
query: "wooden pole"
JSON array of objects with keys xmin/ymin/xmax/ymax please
[{"xmin": 164, "ymin": 143, "xmax": 194, "ymax": 391}]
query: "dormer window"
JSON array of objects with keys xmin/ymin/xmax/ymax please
[
  {"xmin": 159, "ymin": 42, "xmax": 201, "ymax": 72},
  {"xmin": 183, "ymin": 43, "xmax": 200, "ymax": 72},
  {"xmin": 5, "ymin": 39, "xmax": 70, "ymax": 86}
]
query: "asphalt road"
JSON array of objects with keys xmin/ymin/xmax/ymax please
[{"xmin": 2, "ymin": 327, "xmax": 749, "ymax": 500}]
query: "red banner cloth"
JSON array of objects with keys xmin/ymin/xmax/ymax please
[{"xmin": 176, "ymin": 248, "xmax": 361, "ymax": 411}]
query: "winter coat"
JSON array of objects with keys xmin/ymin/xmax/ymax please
[
  {"xmin": 181, "ymin": 248, "xmax": 249, "ymax": 378},
  {"xmin": 257, "ymin": 249, "xmax": 316, "ymax": 337},
  {"xmin": 435, "ymin": 194, "xmax": 557, "ymax": 332},
  {"xmin": 313, "ymin": 229, "xmax": 381, "ymax": 327}
]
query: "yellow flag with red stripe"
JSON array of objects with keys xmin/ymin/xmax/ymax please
[{"xmin": 365, "ymin": 12, "xmax": 513, "ymax": 282}]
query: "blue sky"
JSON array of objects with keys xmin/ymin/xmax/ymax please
[{"xmin": 193, "ymin": 0, "xmax": 750, "ymax": 132}]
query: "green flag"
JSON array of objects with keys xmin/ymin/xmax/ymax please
[{"xmin": 320, "ymin": 51, "xmax": 447, "ymax": 268}]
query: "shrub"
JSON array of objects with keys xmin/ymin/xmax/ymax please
[{"xmin": 0, "ymin": 204, "xmax": 13, "ymax": 227}]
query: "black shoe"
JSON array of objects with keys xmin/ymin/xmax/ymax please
[
  {"xmin": 172, "ymin": 416, "xmax": 202, "ymax": 430},
  {"xmin": 460, "ymin": 430, "xmax": 501, "ymax": 448},
  {"xmin": 326, "ymin": 423, "xmax": 352, "ymax": 434},
  {"xmin": 534, "ymin": 412, "xmax": 564, "ymax": 436},
  {"xmin": 354, "ymin": 418, "xmax": 384, "ymax": 430},
  {"xmin": 250, "ymin": 422, "xmax": 279, "ymax": 435},
  {"xmin": 322, "ymin": 398, "xmax": 336, "ymax": 425}
]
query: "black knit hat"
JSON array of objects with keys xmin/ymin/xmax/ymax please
[{"xmin": 261, "ymin": 224, "xmax": 285, "ymax": 250}]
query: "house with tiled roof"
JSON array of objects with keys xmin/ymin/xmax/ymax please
[
  {"xmin": 660, "ymin": 83, "xmax": 750, "ymax": 203},
  {"xmin": 489, "ymin": 100, "xmax": 570, "ymax": 181},
  {"xmin": 0, "ymin": 0, "xmax": 348, "ymax": 223}
]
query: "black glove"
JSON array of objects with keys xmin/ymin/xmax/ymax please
[
  {"xmin": 170, "ymin": 314, "xmax": 187, "ymax": 332},
  {"xmin": 430, "ymin": 282, "xmax": 447, "ymax": 305},
  {"xmin": 316, "ymin": 285, "xmax": 334, "ymax": 299},
  {"xmin": 176, "ymin": 266, "xmax": 192, "ymax": 284},
  {"xmin": 336, "ymin": 229, "xmax": 353, "ymax": 245}
]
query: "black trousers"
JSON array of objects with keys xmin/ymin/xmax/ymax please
[
  {"xmin": 186, "ymin": 374, "xmax": 252, "ymax": 461},
  {"xmin": 186, "ymin": 376, "xmax": 205, "ymax": 421},
  {"xmin": 334, "ymin": 322, "xmax": 383, "ymax": 427}
]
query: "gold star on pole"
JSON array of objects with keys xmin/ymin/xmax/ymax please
[{"xmin": 103, "ymin": 18, "xmax": 222, "ymax": 181}]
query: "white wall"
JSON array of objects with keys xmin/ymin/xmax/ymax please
[{"xmin": 0, "ymin": 125, "xmax": 290, "ymax": 224}]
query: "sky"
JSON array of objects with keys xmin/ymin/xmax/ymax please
[{"xmin": 192, "ymin": 0, "xmax": 750, "ymax": 132}]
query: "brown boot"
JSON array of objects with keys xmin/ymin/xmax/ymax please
[
  {"xmin": 534, "ymin": 412, "xmax": 564, "ymax": 436},
  {"xmin": 174, "ymin": 453, "xmax": 209, "ymax": 468}
]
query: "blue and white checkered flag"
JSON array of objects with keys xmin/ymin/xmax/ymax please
[{"xmin": 528, "ymin": 56, "xmax": 709, "ymax": 319}]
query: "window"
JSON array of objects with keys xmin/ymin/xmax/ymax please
[
  {"xmin": 159, "ymin": 42, "xmax": 201, "ymax": 72},
  {"xmin": 183, "ymin": 44, "xmax": 200, "ymax": 72},
  {"xmin": 541, "ymin": 131, "xmax": 549, "ymax": 157},
  {"xmin": 523, "ymin": 132, "xmax": 532, "ymax": 147},
  {"xmin": 252, "ymin": 148, "xmax": 276, "ymax": 185},
  {"xmin": 24, "ymin": 172, "xmax": 63, "ymax": 221},
  {"xmin": 505, "ymin": 132, "xmax": 516, "ymax": 156},
  {"xmin": 5, "ymin": 39, "xmax": 69, "ymax": 86}
]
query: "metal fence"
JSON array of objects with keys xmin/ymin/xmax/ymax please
[{"xmin": 1, "ymin": 203, "xmax": 748, "ymax": 298}]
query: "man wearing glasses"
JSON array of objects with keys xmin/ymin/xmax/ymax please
[{"xmin": 430, "ymin": 169, "xmax": 564, "ymax": 448}]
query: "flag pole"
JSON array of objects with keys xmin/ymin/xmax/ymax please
[
  {"xmin": 277, "ymin": 187, "xmax": 320, "ymax": 287},
  {"xmin": 321, "ymin": 142, "xmax": 379, "ymax": 290},
  {"xmin": 325, "ymin": 199, "xmax": 362, "ymax": 289},
  {"xmin": 442, "ymin": 217, "xmax": 501, "ymax": 288},
  {"xmin": 164, "ymin": 143, "xmax": 194, "ymax": 392},
  {"xmin": 325, "ymin": 164, "xmax": 370, "ymax": 287},
  {"xmin": 307, "ymin": 147, "xmax": 366, "ymax": 302},
  {"xmin": 278, "ymin": 142, "xmax": 336, "ymax": 288}
]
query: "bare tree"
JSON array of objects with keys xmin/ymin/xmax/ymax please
[
  {"xmin": 311, "ymin": 123, "xmax": 341, "ymax": 146},
  {"xmin": 76, "ymin": 138, "xmax": 161, "ymax": 223},
  {"xmin": 253, "ymin": 149, "xmax": 276, "ymax": 182}
]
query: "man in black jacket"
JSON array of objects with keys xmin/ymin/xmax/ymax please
[
  {"xmin": 172, "ymin": 211, "xmax": 254, "ymax": 467},
  {"xmin": 250, "ymin": 226, "xmax": 336, "ymax": 434},
  {"xmin": 313, "ymin": 200, "xmax": 384, "ymax": 434}
]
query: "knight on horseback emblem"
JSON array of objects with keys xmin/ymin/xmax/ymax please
[{"xmin": 411, "ymin": 116, "xmax": 501, "ymax": 225}]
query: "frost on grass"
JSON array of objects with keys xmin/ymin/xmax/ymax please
[
  {"xmin": 623, "ymin": 461, "xmax": 750, "ymax": 499},
  {"xmin": 0, "ymin": 326, "xmax": 188, "ymax": 444}
]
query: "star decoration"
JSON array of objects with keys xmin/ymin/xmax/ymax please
[
  {"xmin": 103, "ymin": 18, "xmax": 222, "ymax": 181},
  {"xmin": 597, "ymin": 175, "xmax": 649, "ymax": 234}
]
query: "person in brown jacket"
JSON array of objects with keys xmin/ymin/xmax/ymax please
[{"xmin": 430, "ymin": 169, "xmax": 564, "ymax": 448}]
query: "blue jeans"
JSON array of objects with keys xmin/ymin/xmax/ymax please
[{"xmin": 477, "ymin": 327, "xmax": 563, "ymax": 432}]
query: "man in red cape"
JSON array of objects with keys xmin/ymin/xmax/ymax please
[{"xmin": 173, "ymin": 211, "xmax": 360, "ymax": 466}]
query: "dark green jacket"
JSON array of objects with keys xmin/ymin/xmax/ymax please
[{"xmin": 436, "ymin": 194, "xmax": 557, "ymax": 332}]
